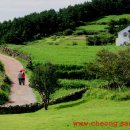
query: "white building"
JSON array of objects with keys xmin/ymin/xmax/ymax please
[{"xmin": 116, "ymin": 26, "xmax": 130, "ymax": 46}]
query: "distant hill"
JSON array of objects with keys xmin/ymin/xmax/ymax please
[{"xmin": 0, "ymin": 0, "xmax": 130, "ymax": 44}]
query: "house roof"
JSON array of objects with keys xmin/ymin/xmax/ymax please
[{"xmin": 118, "ymin": 26, "xmax": 130, "ymax": 34}]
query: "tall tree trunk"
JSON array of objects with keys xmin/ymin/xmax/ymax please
[{"xmin": 40, "ymin": 92, "xmax": 48, "ymax": 110}]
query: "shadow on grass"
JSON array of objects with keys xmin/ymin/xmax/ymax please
[{"xmin": 55, "ymin": 99, "xmax": 87, "ymax": 110}]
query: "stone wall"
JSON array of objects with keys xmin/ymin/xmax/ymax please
[
  {"xmin": 0, "ymin": 103, "xmax": 44, "ymax": 114},
  {"xmin": 0, "ymin": 47, "xmax": 31, "ymax": 62}
]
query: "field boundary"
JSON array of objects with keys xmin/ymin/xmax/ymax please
[{"xmin": 0, "ymin": 46, "xmax": 32, "ymax": 62}]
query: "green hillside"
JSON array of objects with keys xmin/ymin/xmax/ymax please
[
  {"xmin": 3, "ymin": 13, "xmax": 130, "ymax": 130},
  {"xmin": 1, "ymin": 0, "xmax": 130, "ymax": 44},
  {"xmin": 7, "ymin": 14, "xmax": 130, "ymax": 65},
  {"xmin": 92, "ymin": 14, "xmax": 130, "ymax": 24}
]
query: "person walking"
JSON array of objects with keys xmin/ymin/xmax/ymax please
[
  {"xmin": 21, "ymin": 72, "xmax": 25, "ymax": 85},
  {"xmin": 18, "ymin": 71, "xmax": 22, "ymax": 85}
]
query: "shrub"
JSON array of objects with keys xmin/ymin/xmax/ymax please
[
  {"xmin": 96, "ymin": 49, "xmax": 130, "ymax": 89},
  {"xmin": 33, "ymin": 34, "xmax": 42, "ymax": 40},
  {"xmin": 0, "ymin": 62, "xmax": 4, "ymax": 72},
  {"xmin": 26, "ymin": 61, "xmax": 33, "ymax": 70},
  {"xmin": 63, "ymin": 29, "xmax": 73, "ymax": 35},
  {"xmin": 87, "ymin": 34, "xmax": 115, "ymax": 46},
  {"xmin": 0, "ymin": 89, "xmax": 8, "ymax": 105},
  {"xmin": 72, "ymin": 42, "xmax": 78, "ymax": 46},
  {"xmin": 1, "ymin": 84, "xmax": 10, "ymax": 93},
  {"xmin": 83, "ymin": 63, "xmax": 99, "ymax": 80},
  {"xmin": 0, "ymin": 77, "xmax": 11, "ymax": 105},
  {"xmin": 3, "ymin": 76, "xmax": 11, "ymax": 85}
]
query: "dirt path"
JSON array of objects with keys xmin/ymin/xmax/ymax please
[{"xmin": 0, "ymin": 54, "xmax": 36, "ymax": 106}]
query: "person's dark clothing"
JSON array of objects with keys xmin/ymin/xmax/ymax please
[
  {"xmin": 21, "ymin": 73, "xmax": 25, "ymax": 85},
  {"xmin": 18, "ymin": 72, "xmax": 22, "ymax": 85}
]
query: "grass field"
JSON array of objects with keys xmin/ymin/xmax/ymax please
[
  {"xmin": 0, "ymin": 98, "xmax": 130, "ymax": 130},
  {"xmin": 8, "ymin": 38, "xmax": 126, "ymax": 65}
]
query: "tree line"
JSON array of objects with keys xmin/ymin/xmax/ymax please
[{"xmin": 0, "ymin": 0, "xmax": 130, "ymax": 44}]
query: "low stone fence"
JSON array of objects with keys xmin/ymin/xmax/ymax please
[
  {"xmin": 0, "ymin": 102, "xmax": 44, "ymax": 114},
  {"xmin": 0, "ymin": 88, "xmax": 87, "ymax": 114},
  {"xmin": 0, "ymin": 47, "xmax": 31, "ymax": 62}
]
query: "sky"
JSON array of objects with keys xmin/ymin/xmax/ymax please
[{"xmin": 0, "ymin": 0, "xmax": 91, "ymax": 22}]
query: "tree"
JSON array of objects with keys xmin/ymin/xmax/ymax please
[
  {"xmin": 30, "ymin": 63, "xmax": 58, "ymax": 110},
  {"xmin": 96, "ymin": 49, "xmax": 130, "ymax": 89}
]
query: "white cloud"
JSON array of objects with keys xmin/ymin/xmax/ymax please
[{"xmin": 0, "ymin": 0, "xmax": 91, "ymax": 22}]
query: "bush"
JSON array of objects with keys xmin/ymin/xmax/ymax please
[
  {"xmin": 0, "ymin": 89, "xmax": 8, "ymax": 105},
  {"xmin": 0, "ymin": 62, "xmax": 4, "ymax": 72},
  {"xmin": 26, "ymin": 61, "xmax": 33, "ymax": 70},
  {"xmin": 87, "ymin": 34, "xmax": 115, "ymax": 46},
  {"xmin": 72, "ymin": 42, "xmax": 78, "ymax": 46},
  {"xmin": 1, "ymin": 84, "xmax": 10, "ymax": 93},
  {"xmin": 33, "ymin": 34, "xmax": 42, "ymax": 40},
  {"xmin": 83, "ymin": 63, "xmax": 99, "ymax": 80},
  {"xmin": 0, "ymin": 78, "xmax": 11, "ymax": 105},
  {"xmin": 63, "ymin": 29, "xmax": 73, "ymax": 35},
  {"xmin": 3, "ymin": 76, "xmax": 11, "ymax": 85},
  {"xmin": 96, "ymin": 49, "xmax": 130, "ymax": 88}
]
